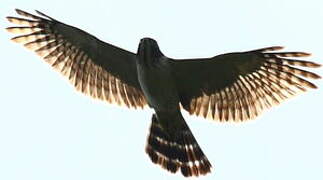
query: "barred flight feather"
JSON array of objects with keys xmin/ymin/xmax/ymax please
[
  {"xmin": 186, "ymin": 47, "xmax": 321, "ymax": 122},
  {"xmin": 6, "ymin": 9, "xmax": 321, "ymax": 178},
  {"xmin": 6, "ymin": 9, "xmax": 147, "ymax": 109}
]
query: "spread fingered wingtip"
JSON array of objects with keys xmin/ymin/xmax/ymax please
[{"xmin": 13, "ymin": 9, "xmax": 46, "ymax": 20}]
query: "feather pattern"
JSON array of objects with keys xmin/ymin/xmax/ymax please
[
  {"xmin": 6, "ymin": 9, "xmax": 147, "ymax": 108},
  {"xmin": 6, "ymin": 9, "xmax": 321, "ymax": 178},
  {"xmin": 146, "ymin": 114, "xmax": 212, "ymax": 177},
  {"xmin": 172, "ymin": 47, "xmax": 321, "ymax": 122}
]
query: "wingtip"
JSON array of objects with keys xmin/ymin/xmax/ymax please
[
  {"xmin": 253, "ymin": 46, "xmax": 285, "ymax": 52},
  {"xmin": 35, "ymin": 10, "xmax": 55, "ymax": 20},
  {"xmin": 10, "ymin": 37, "xmax": 18, "ymax": 43},
  {"xmin": 5, "ymin": 27, "xmax": 21, "ymax": 34},
  {"xmin": 5, "ymin": 16, "xmax": 12, "ymax": 22},
  {"xmin": 35, "ymin": 10, "xmax": 46, "ymax": 17},
  {"xmin": 312, "ymin": 84, "xmax": 319, "ymax": 89},
  {"xmin": 272, "ymin": 46, "xmax": 285, "ymax": 50},
  {"xmin": 5, "ymin": 27, "xmax": 10, "ymax": 33},
  {"xmin": 14, "ymin": 8, "xmax": 30, "ymax": 17},
  {"xmin": 10, "ymin": 35, "xmax": 27, "ymax": 43},
  {"xmin": 35, "ymin": 10, "xmax": 42, "ymax": 14},
  {"xmin": 300, "ymin": 52, "xmax": 312, "ymax": 57},
  {"xmin": 5, "ymin": 16, "xmax": 20, "ymax": 23},
  {"xmin": 15, "ymin": 8, "xmax": 24, "ymax": 14}
]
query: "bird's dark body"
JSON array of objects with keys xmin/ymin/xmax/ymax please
[
  {"xmin": 6, "ymin": 9, "xmax": 321, "ymax": 178},
  {"xmin": 135, "ymin": 38, "xmax": 212, "ymax": 175},
  {"xmin": 137, "ymin": 38, "xmax": 179, "ymax": 112}
]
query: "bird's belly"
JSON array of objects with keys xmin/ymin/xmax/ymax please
[{"xmin": 137, "ymin": 66, "xmax": 179, "ymax": 111}]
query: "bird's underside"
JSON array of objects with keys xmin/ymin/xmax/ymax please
[{"xmin": 6, "ymin": 9, "xmax": 321, "ymax": 177}]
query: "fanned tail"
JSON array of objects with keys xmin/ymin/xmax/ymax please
[{"xmin": 146, "ymin": 114, "xmax": 212, "ymax": 177}]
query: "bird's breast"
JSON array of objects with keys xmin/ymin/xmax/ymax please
[{"xmin": 136, "ymin": 58, "xmax": 179, "ymax": 111}]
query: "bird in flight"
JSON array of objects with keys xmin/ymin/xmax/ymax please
[{"xmin": 6, "ymin": 9, "xmax": 321, "ymax": 177}]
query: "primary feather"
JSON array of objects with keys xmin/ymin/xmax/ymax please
[
  {"xmin": 7, "ymin": 9, "xmax": 147, "ymax": 108},
  {"xmin": 172, "ymin": 47, "xmax": 321, "ymax": 121},
  {"xmin": 6, "ymin": 9, "xmax": 321, "ymax": 177}
]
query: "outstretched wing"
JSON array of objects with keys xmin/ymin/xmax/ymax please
[
  {"xmin": 6, "ymin": 9, "xmax": 147, "ymax": 108},
  {"xmin": 172, "ymin": 46, "xmax": 321, "ymax": 122}
]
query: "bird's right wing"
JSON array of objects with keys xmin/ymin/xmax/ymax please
[
  {"xmin": 6, "ymin": 9, "xmax": 147, "ymax": 108},
  {"xmin": 171, "ymin": 47, "xmax": 321, "ymax": 122}
]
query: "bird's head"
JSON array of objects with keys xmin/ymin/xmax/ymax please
[{"xmin": 137, "ymin": 37, "xmax": 164, "ymax": 66}]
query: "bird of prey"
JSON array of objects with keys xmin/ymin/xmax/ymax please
[{"xmin": 6, "ymin": 9, "xmax": 321, "ymax": 177}]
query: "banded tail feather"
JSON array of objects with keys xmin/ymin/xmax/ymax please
[
  {"xmin": 6, "ymin": 9, "xmax": 321, "ymax": 178},
  {"xmin": 146, "ymin": 114, "xmax": 212, "ymax": 177}
]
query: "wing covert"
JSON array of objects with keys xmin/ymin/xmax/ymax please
[
  {"xmin": 6, "ymin": 9, "xmax": 147, "ymax": 108},
  {"xmin": 172, "ymin": 47, "xmax": 321, "ymax": 122}
]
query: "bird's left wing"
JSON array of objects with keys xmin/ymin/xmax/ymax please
[
  {"xmin": 6, "ymin": 9, "xmax": 147, "ymax": 108},
  {"xmin": 171, "ymin": 47, "xmax": 321, "ymax": 122}
]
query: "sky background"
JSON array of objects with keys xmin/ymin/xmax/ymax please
[{"xmin": 1, "ymin": 1, "xmax": 323, "ymax": 180}]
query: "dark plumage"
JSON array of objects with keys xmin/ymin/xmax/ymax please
[{"xmin": 6, "ymin": 9, "xmax": 321, "ymax": 177}]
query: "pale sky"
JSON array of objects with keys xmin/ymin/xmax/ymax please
[{"xmin": 1, "ymin": 1, "xmax": 322, "ymax": 180}]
